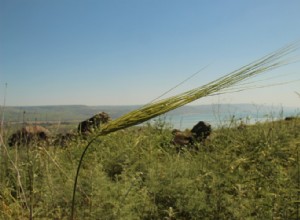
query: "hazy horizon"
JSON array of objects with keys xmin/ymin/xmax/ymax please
[
  {"xmin": 2, "ymin": 102, "xmax": 300, "ymax": 109},
  {"xmin": 2, "ymin": 102, "xmax": 298, "ymax": 128}
]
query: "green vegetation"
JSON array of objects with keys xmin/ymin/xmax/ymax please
[
  {"xmin": 0, "ymin": 116, "xmax": 300, "ymax": 219},
  {"xmin": 1, "ymin": 44, "xmax": 298, "ymax": 219}
]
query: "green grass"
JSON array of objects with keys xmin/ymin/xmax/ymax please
[
  {"xmin": 1, "ymin": 43, "xmax": 298, "ymax": 219},
  {"xmin": 0, "ymin": 116, "xmax": 300, "ymax": 219}
]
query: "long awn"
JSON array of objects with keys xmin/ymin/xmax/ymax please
[{"xmin": 71, "ymin": 42, "xmax": 299, "ymax": 219}]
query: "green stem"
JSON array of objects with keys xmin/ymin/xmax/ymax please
[{"xmin": 70, "ymin": 136, "xmax": 100, "ymax": 220}]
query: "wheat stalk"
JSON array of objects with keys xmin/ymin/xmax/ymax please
[
  {"xmin": 98, "ymin": 43, "xmax": 297, "ymax": 136},
  {"xmin": 71, "ymin": 42, "xmax": 298, "ymax": 219}
]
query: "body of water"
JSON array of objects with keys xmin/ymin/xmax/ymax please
[{"xmin": 153, "ymin": 107, "xmax": 299, "ymax": 129}]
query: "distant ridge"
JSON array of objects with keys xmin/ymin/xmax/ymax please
[
  {"xmin": 1, "ymin": 104, "xmax": 298, "ymax": 123},
  {"xmin": 1, "ymin": 105, "xmax": 141, "ymax": 122}
]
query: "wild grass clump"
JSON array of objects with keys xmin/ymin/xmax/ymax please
[{"xmin": 0, "ymin": 116, "xmax": 300, "ymax": 219}]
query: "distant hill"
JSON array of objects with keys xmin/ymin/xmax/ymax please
[
  {"xmin": 0, "ymin": 105, "xmax": 140, "ymax": 123},
  {"xmin": 0, "ymin": 104, "xmax": 298, "ymax": 124}
]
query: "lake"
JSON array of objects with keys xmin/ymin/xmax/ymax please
[{"xmin": 151, "ymin": 106, "xmax": 299, "ymax": 129}]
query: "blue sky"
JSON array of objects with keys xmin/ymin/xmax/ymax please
[{"xmin": 0, "ymin": 0, "xmax": 300, "ymax": 107}]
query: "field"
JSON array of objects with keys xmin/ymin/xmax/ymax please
[{"xmin": 0, "ymin": 115, "xmax": 299, "ymax": 220}]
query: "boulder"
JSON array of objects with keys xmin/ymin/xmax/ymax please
[
  {"xmin": 8, "ymin": 125, "xmax": 50, "ymax": 147},
  {"xmin": 78, "ymin": 112, "xmax": 111, "ymax": 135}
]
